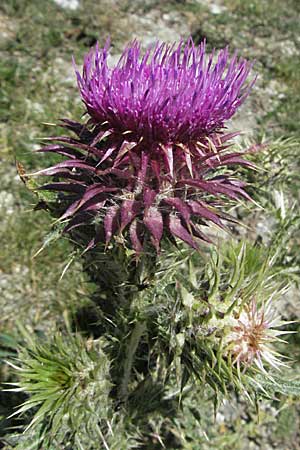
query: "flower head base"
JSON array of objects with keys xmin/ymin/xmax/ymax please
[
  {"xmin": 35, "ymin": 39, "xmax": 256, "ymax": 254},
  {"xmin": 227, "ymin": 299, "xmax": 290, "ymax": 373}
]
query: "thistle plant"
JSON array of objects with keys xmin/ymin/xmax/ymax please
[
  {"xmin": 34, "ymin": 39, "xmax": 255, "ymax": 252},
  {"xmin": 9, "ymin": 38, "xmax": 299, "ymax": 449}
]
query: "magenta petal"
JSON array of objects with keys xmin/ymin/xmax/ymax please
[
  {"xmin": 42, "ymin": 136, "xmax": 102, "ymax": 156},
  {"xmin": 143, "ymin": 188, "xmax": 157, "ymax": 210},
  {"xmin": 167, "ymin": 215, "xmax": 198, "ymax": 249},
  {"xmin": 91, "ymin": 129, "xmax": 112, "ymax": 146},
  {"xmin": 138, "ymin": 151, "xmax": 149, "ymax": 183},
  {"xmin": 184, "ymin": 149, "xmax": 193, "ymax": 177},
  {"xmin": 129, "ymin": 220, "xmax": 143, "ymax": 255},
  {"xmin": 150, "ymin": 160, "xmax": 161, "ymax": 184},
  {"xmin": 40, "ymin": 182, "xmax": 86, "ymax": 194},
  {"xmin": 77, "ymin": 186, "xmax": 118, "ymax": 209},
  {"xmin": 188, "ymin": 200, "xmax": 223, "ymax": 228},
  {"xmin": 143, "ymin": 206, "xmax": 163, "ymax": 251},
  {"xmin": 36, "ymin": 145, "xmax": 83, "ymax": 160},
  {"xmin": 85, "ymin": 238, "xmax": 96, "ymax": 251},
  {"xmin": 120, "ymin": 199, "xmax": 142, "ymax": 232},
  {"xmin": 81, "ymin": 200, "xmax": 106, "ymax": 212},
  {"xmin": 32, "ymin": 160, "xmax": 97, "ymax": 176},
  {"xmin": 60, "ymin": 187, "xmax": 116, "ymax": 219},
  {"xmin": 60, "ymin": 199, "xmax": 81, "ymax": 220},
  {"xmin": 59, "ymin": 118, "xmax": 91, "ymax": 139},
  {"xmin": 104, "ymin": 205, "xmax": 120, "ymax": 245},
  {"xmin": 163, "ymin": 197, "xmax": 191, "ymax": 223},
  {"xmin": 114, "ymin": 141, "xmax": 137, "ymax": 166},
  {"xmin": 180, "ymin": 179, "xmax": 249, "ymax": 201},
  {"xmin": 161, "ymin": 144, "xmax": 174, "ymax": 177},
  {"xmin": 97, "ymin": 146, "xmax": 117, "ymax": 166}
]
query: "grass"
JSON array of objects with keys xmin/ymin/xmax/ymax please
[
  {"xmin": 193, "ymin": 0, "xmax": 300, "ymax": 137},
  {"xmin": 0, "ymin": 0, "xmax": 101, "ymax": 342}
]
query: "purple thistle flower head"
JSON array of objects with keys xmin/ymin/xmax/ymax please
[
  {"xmin": 76, "ymin": 38, "xmax": 255, "ymax": 145},
  {"xmin": 35, "ymin": 38, "xmax": 256, "ymax": 254}
]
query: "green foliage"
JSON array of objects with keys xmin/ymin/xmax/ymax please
[
  {"xmin": 0, "ymin": 334, "xmax": 18, "ymax": 361},
  {"xmin": 236, "ymin": 136, "xmax": 300, "ymax": 284},
  {"xmin": 244, "ymin": 137, "xmax": 300, "ymax": 199},
  {"xmin": 149, "ymin": 244, "xmax": 262, "ymax": 388},
  {"xmin": 254, "ymin": 375, "xmax": 300, "ymax": 397},
  {"xmin": 6, "ymin": 332, "xmax": 112, "ymax": 449},
  {"xmin": 7, "ymin": 238, "xmax": 297, "ymax": 448}
]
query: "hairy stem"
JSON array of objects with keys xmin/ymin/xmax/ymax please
[{"xmin": 119, "ymin": 320, "xmax": 147, "ymax": 403}]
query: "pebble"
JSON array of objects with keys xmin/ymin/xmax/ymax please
[
  {"xmin": 0, "ymin": 191, "xmax": 15, "ymax": 216},
  {"xmin": 53, "ymin": 0, "xmax": 79, "ymax": 10}
]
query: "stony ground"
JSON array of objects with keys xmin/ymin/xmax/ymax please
[{"xmin": 0, "ymin": 0, "xmax": 300, "ymax": 448}]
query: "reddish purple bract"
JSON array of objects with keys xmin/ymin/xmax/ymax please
[{"xmin": 36, "ymin": 38, "xmax": 256, "ymax": 254}]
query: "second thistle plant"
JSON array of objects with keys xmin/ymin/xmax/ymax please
[{"xmin": 7, "ymin": 334, "xmax": 113, "ymax": 449}]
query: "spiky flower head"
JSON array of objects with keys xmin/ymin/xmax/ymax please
[
  {"xmin": 7, "ymin": 334, "xmax": 112, "ymax": 447},
  {"xmin": 226, "ymin": 299, "xmax": 290, "ymax": 373},
  {"xmin": 35, "ymin": 38, "xmax": 256, "ymax": 253},
  {"xmin": 78, "ymin": 39, "xmax": 255, "ymax": 144}
]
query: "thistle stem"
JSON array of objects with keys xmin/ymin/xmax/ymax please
[{"xmin": 119, "ymin": 320, "xmax": 146, "ymax": 403}]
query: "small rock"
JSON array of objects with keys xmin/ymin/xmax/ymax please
[
  {"xmin": 0, "ymin": 13, "xmax": 16, "ymax": 43},
  {"xmin": 0, "ymin": 191, "xmax": 15, "ymax": 216},
  {"xmin": 210, "ymin": 3, "xmax": 226, "ymax": 15},
  {"xmin": 51, "ymin": 57, "xmax": 75, "ymax": 85},
  {"xmin": 53, "ymin": 0, "xmax": 79, "ymax": 10},
  {"xmin": 126, "ymin": 9, "xmax": 190, "ymax": 50}
]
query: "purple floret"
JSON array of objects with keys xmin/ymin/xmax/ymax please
[{"xmin": 76, "ymin": 39, "xmax": 255, "ymax": 144}]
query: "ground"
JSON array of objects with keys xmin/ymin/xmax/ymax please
[{"xmin": 0, "ymin": 0, "xmax": 300, "ymax": 448}]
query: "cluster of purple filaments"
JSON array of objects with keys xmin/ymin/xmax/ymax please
[{"xmin": 77, "ymin": 39, "xmax": 254, "ymax": 144}]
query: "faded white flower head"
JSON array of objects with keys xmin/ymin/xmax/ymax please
[{"xmin": 227, "ymin": 298, "xmax": 291, "ymax": 373}]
